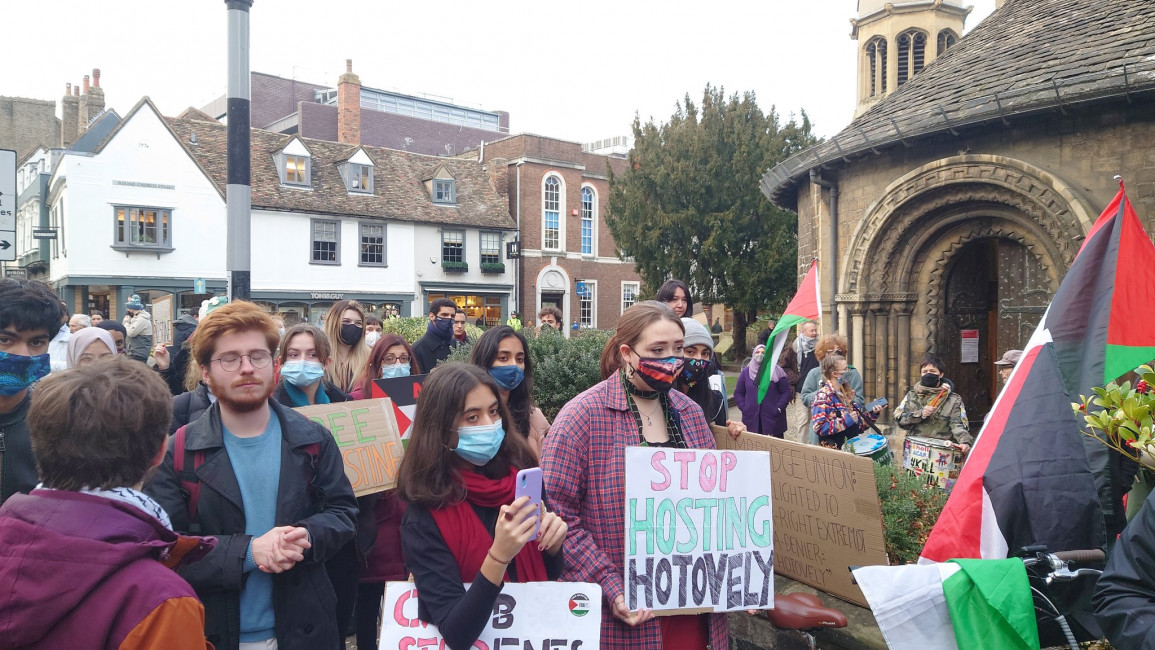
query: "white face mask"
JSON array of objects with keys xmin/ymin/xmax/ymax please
[{"xmin": 365, "ymin": 331, "xmax": 381, "ymax": 348}]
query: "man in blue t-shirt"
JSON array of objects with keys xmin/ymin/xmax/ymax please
[{"xmin": 146, "ymin": 301, "xmax": 357, "ymax": 650}]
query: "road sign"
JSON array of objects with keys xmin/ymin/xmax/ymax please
[
  {"xmin": 194, "ymin": 278, "xmax": 206, "ymax": 293},
  {"xmin": 1, "ymin": 149, "xmax": 15, "ymax": 263},
  {"xmin": 32, "ymin": 229, "xmax": 57, "ymax": 240}
]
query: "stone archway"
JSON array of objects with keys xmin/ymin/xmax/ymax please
[{"xmin": 836, "ymin": 155, "xmax": 1093, "ymax": 413}]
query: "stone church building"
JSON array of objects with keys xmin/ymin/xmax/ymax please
[{"xmin": 763, "ymin": 0, "xmax": 1155, "ymax": 421}]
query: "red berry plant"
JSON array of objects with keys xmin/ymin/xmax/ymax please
[{"xmin": 1073, "ymin": 364, "xmax": 1155, "ymax": 462}]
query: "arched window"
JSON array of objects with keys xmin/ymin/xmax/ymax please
[
  {"xmin": 937, "ymin": 29, "xmax": 958, "ymax": 56},
  {"xmin": 543, "ymin": 175, "xmax": 561, "ymax": 250},
  {"xmin": 580, "ymin": 186, "xmax": 596, "ymax": 256},
  {"xmin": 896, "ymin": 30, "xmax": 927, "ymax": 86},
  {"xmin": 865, "ymin": 37, "xmax": 888, "ymax": 97}
]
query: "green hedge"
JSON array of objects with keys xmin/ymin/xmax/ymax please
[
  {"xmin": 873, "ymin": 461, "xmax": 949, "ymax": 564},
  {"xmin": 380, "ymin": 316, "xmax": 483, "ymax": 346},
  {"xmin": 442, "ymin": 326, "xmax": 611, "ymax": 421}
]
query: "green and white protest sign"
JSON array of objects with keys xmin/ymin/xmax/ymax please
[
  {"xmin": 379, "ymin": 581, "xmax": 602, "ymax": 649},
  {"xmin": 624, "ymin": 447, "xmax": 774, "ymax": 614}
]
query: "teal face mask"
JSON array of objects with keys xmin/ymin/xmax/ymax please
[
  {"xmin": 453, "ymin": 419, "xmax": 506, "ymax": 466},
  {"xmin": 381, "ymin": 362, "xmax": 411, "ymax": 379},
  {"xmin": 281, "ymin": 360, "xmax": 325, "ymax": 387}
]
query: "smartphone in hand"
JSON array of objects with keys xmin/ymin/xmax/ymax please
[
  {"xmin": 865, "ymin": 397, "xmax": 889, "ymax": 411},
  {"xmin": 514, "ymin": 467, "xmax": 543, "ymax": 541}
]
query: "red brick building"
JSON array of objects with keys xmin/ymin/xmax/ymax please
[{"xmin": 473, "ymin": 135, "xmax": 641, "ymax": 331}]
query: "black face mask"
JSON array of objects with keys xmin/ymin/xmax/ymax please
[
  {"xmin": 920, "ymin": 372, "xmax": 943, "ymax": 388},
  {"xmin": 340, "ymin": 323, "xmax": 363, "ymax": 346}
]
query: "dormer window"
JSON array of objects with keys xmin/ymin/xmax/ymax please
[
  {"xmin": 341, "ymin": 149, "xmax": 375, "ymax": 194},
  {"xmin": 434, "ymin": 179, "xmax": 456, "ymax": 204},
  {"xmin": 276, "ymin": 138, "xmax": 312, "ymax": 188}
]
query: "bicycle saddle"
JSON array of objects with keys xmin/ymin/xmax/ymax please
[{"xmin": 766, "ymin": 592, "xmax": 849, "ymax": 631}]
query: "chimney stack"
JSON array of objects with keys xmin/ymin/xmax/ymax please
[
  {"xmin": 93, "ymin": 68, "xmax": 101, "ymax": 88},
  {"xmin": 61, "ymin": 82, "xmax": 80, "ymax": 147},
  {"xmin": 337, "ymin": 59, "xmax": 361, "ymax": 145},
  {"xmin": 83, "ymin": 75, "xmax": 90, "ymax": 94}
]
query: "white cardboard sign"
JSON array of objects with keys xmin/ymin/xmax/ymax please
[
  {"xmin": 379, "ymin": 581, "xmax": 602, "ymax": 650},
  {"xmin": 624, "ymin": 447, "xmax": 774, "ymax": 614}
]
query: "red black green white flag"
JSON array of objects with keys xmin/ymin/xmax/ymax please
[
  {"xmin": 921, "ymin": 184, "xmax": 1155, "ymax": 563},
  {"xmin": 756, "ymin": 259, "xmax": 821, "ymax": 404}
]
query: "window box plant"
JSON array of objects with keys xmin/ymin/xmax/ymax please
[
  {"xmin": 480, "ymin": 262, "xmax": 506, "ymax": 274},
  {"xmin": 441, "ymin": 260, "xmax": 469, "ymax": 272}
]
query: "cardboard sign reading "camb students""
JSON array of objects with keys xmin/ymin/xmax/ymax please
[{"xmin": 294, "ymin": 398, "xmax": 404, "ymax": 496}]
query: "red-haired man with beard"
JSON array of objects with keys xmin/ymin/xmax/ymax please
[{"xmin": 145, "ymin": 301, "xmax": 356, "ymax": 650}]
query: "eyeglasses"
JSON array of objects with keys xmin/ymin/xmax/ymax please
[
  {"xmin": 383, "ymin": 354, "xmax": 411, "ymax": 364},
  {"xmin": 212, "ymin": 351, "xmax": 273, "ymax": 372}
]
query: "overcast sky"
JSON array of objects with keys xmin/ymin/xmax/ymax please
[{"xmin": 6, "ymin": 0, "xmax": 995, "ymax": 145}]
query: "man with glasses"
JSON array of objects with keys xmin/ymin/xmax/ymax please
[
  {"xmin": 145, "ymin": 301, "xmax": 357, "ymax": 650},
  {"xmin": 450, "ymin": 308, "xmax": 471, "ymax": 349},
  {"xmin": 412, "ymin": 298, "xmax": 458, "ymax": 373}
]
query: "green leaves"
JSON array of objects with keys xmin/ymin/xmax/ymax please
[
  {"xmin": 606, "ymin": 85, "xmax": 817, "ymax": 316},
  {"xmin": 1074, "ymin": 363, "xmax": 1155, "ymax": 461}
]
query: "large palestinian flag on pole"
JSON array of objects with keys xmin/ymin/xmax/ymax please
[
  {"xmin": 756, "ymin": 259, "xmax": 821, "ymax": 404},
  {"xmin": 921, "ymin": 184, "xmax": 1155, "ymax": 563}
]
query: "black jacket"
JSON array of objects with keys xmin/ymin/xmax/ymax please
[
  {"xmin": 170, "ymin": 382, "xmax": 214, "ymax": 434},
  {"xmin": 144, "ymin": 399, "xmax": 358, "ymax": 650},
  {"xmin": 159, "ymin": 315, "xmax": 199, "ymax": 395},
  {"xmin": 413, "ymin": 332, "xmax": 451, "ymax": 374},
  {"xmin": 1094, "ymin": 490, "xmax": 1155, "ymax": 649},
  {"xmin": 0, "ymin": 391, "xmax": 36, "ymax": 505}
]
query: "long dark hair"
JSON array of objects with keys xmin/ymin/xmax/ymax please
[
  {"xmin": 355, "ymin": 333, "xmax": 421, "ymax": 398},
  {"xmin": 656, "ymin": 279, "xmax": 694, "ymax": 317},
  {"xmin": 396, "ymin": 364, "xmax": 537, "ymax": 509},
  {"xmin": 470, "ymin": 326, "xmax": 535, "ymax": 441}
]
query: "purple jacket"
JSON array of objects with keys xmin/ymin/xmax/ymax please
[
  {"xmin": 733, "ymin": 365, "xmax": 793, "ymax": 437},
  {"xmin": 0, "ymin": 490, "xmax": 214, "ymax": 650}
]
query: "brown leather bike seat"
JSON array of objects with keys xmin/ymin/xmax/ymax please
[{"xmin": 766, "ymin": 592, "xmax": 849, "ymax": 631}]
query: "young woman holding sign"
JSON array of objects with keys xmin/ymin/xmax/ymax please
[
  {"xmin": 398, "ymin": 363, "xmax": 567, "ymax": 649},
  {"xmin": 349, "ymin": 332, "xmax": 422, "ymax": 650},
  {"xmin": 542, "ymin": 301, "xmax": 729, "ymax": 650},
  {"xmin": 469, "ymin": 326, "xmax": 550, "ymax": 459}
]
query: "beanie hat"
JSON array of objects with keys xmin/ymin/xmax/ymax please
[
  {"xmin": 125, "ymin": 294, "xmax": 144, "ymax": 311},
  {"xmin": 199, "ymin": 296, "xmax": 229, "ymax": 320},
  {"xmin": 681, "ymin": 318, "xmax": 714, "ymax": 351}
]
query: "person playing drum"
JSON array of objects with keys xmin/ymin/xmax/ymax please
[{"xmin": 894, "ymin": 355, "xmax": 972, "ymax": 453}]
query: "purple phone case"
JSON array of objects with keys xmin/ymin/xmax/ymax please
[{"xmin": 515, "ymin": 467, "xmax": 543, "ymax": 541}]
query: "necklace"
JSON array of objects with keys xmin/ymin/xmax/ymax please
[{"xmin": 637, "ymin": 397, "xmax": 662, "ymax": 427}]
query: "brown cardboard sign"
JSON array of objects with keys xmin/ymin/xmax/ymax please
[
  {"xmin": 712, "ymin": 426, "xmax": 888, "ymax": 607},
  {"xmin": 295, "ymin": 399, "xmax": 404, "ymax": 496}
]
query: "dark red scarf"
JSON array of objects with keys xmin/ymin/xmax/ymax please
[{"xmin": 429, "ymin": 466, "xmax": 549, "ymax": 582}]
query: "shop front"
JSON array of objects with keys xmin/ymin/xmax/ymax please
[
  {"xmin": 250, "ymin": 290, "xmax": 415, "ymax": 326},
  {"xmin": 422, "ymin": 281, "xmax": 512, "ymax": 328},
  {"xmin": 51, "ymin": 276, "xmax": 230, "ymax": 320}
]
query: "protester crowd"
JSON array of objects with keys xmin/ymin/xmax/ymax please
[{"xmin": 1, "ymin": 274, "xmax": 1123, "ymax": 650}]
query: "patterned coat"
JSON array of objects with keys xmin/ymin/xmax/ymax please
[{"xmin": 542, "ymin": 373, "xmax": 729, "ymax": 650}]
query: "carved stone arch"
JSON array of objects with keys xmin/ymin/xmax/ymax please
[{"xmin": 841, "ymin": 154, "xmax": 1096, "ymax": 298}]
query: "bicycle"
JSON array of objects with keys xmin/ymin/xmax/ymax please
[
  {"xmin": 761, "ymin": 592, "xmax": 849, "ymax": 650},
  {"xmin": 1017, "ymin": 545, "xmax": 1106, "ymax": 650}
]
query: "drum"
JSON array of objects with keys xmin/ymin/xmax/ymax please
[
  {"xmin": 903, "ymin": 435, "xmax": 965, "ymax": 490},
  {"xmin": 845, "ymin": 433, "xmax": 893, "ymax": 465}
]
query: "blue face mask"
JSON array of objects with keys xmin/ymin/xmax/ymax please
[
  {"xmin": 381, "ymin": 362, "xmax": 411, "ymax": 379},
  {"xmin": 0, "ymin": 351, "xmax": 51, "ymax": 396},
  {"xmin": 281, "ymin": 360, "xmax": 326, "ymax": 388},
  {"xmin": 489, "ymin": 365, "xmax": 524, "ymax": 391},
  {"xmin": 453, "ymin": 419, "xmax": 506, "ymax": 466}
]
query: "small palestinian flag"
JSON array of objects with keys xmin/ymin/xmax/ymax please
[
  {"xmin": 921, "ymin": 182, "xmax": 1155, "ymax": 563},
  {"xmin": 756, "ymin": 259, "xmax": 822, "ymax": 404},
  {"xmin": 373, "ymin": 374, "xmax": 427, "ymax": 444}
]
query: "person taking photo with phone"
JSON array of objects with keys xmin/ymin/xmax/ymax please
[
  {"xmin": 397, "ymin": 363, "xmax": 567, "ymax": 650},
  {"xmin": 811, "ymin": 354, "xmax": 883, "ymax": 450}
]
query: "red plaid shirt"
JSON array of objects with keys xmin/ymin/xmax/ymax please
[{"xmin": 542, "ymin": 373, "xmax": 729, "ymax": 649}]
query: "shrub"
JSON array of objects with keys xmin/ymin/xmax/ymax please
[
  {"xmin": 480, "ymin": 262, "xmax": 507, "ymax": 274},
  {"xmin": 441, "ymin": 261, "xmax": 469, "ymax": 272},
  {"xmin": 874, "ymin": 461, "xmax": 949, "ymax": 564},
  {"xmin": 381, "ymin": 316, "xmax": 482, "ymax": 346},
  {"xmin": 527, "ymin": 328, "xmax": 611, "ymax": 420}
]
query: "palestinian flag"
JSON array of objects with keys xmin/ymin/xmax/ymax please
[
  {"xmin": 756, "ymin": 259, "xmax": 821, "ymax": 403},
  {"xmin": 372, "ymin": 374, "xmax": 427, "ymax": 444},
  {"xmin": 921, "ymin": 184, "xmax": 1155, "ymax": 563},
  {"xmin": 853, "ymin": 559, "xmax": 1039, "ymax": 650}
]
